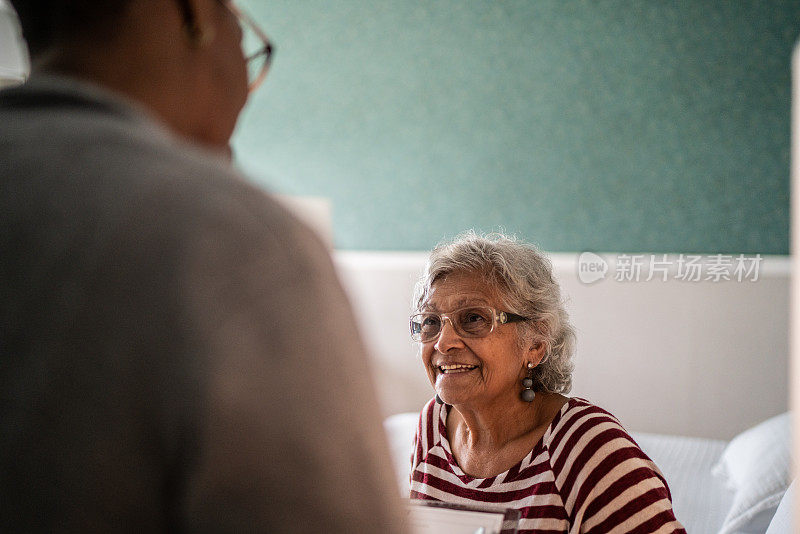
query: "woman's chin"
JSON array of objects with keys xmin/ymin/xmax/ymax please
[{"xmin": 435, "ymin": 370, "xmax": 480, "ymax": 404}]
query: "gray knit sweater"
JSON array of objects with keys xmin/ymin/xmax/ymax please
[{"xmin": 0, "ymin": 75, "xmax": 400, "ymax": 533}]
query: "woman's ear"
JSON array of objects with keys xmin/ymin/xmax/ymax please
[{"xmin": 528, "ymin": 341, "xmax": 546, "ymax": 365}]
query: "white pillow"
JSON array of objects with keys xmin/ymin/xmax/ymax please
[{"xmin": 712, "ymin": 412, "xmax": 792, "ymax": 534}]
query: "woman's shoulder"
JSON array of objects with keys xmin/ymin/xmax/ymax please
[
  {"xmin": 541, "ymin": 399, "xmax": 683, "ymax": 531},
  {"xmin": 549, "ymin": 396, "xmax": 627, "ymax": 428},
  {"xmin": 543, "ymin": 397, "xmax": 638, "ymax": 459},
  {"xmin": 542, "ymin": 397, "xmax": 668, "ymax": 492}
]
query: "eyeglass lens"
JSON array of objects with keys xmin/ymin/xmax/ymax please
[
  {"xmin": 227, "ymin": 2, "xmax": 272, "ymax": 91},
  {"xmin": 240, "ymin": 28, "xmax": 269, "ymax": 84},
  {"xmin": 410, "ymin": 307, "xmax": 495, "ymax": 342}
]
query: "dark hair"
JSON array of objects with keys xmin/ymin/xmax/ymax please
[{"xmin": 8, "ymin": 1, "xmax": 134, "ymax": 58}]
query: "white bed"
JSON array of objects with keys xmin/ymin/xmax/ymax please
[{"xmin": 384, "ymin": 411, "xmax": 792, "ymax": 534}]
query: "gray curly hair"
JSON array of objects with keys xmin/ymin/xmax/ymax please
[{"xmin": 412, "ymin": 231, "xmax": 575, "ymax": 394}]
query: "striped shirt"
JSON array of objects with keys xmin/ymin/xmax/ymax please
[{"xmin": 410, "ymin": 397, "xmax": 686, "ymax": 533}]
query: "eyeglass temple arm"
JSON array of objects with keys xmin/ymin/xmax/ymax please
[{"xmin": 498, "ymin": 311, "xmax": 527, "ymax": 324}]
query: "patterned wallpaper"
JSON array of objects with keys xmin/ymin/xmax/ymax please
[{"xmin": 233, "ymin": 1, "xmax": 800, "ymax": 252}]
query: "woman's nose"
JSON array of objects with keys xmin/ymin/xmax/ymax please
[{"xmin": 434, "ymin": 317, "xmax": 464, "ymax": 352}]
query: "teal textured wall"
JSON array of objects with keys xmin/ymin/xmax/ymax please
[{"xmin": 233, "ymin": 1, "xmax": 799, "ymax": 252}]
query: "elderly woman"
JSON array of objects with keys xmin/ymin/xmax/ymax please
[{"xmin": 409, "ymin": 233, "xmax": 685, "ymax": 533}]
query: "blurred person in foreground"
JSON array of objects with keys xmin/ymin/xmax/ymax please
[
  {"xmin": 0, "ymin": 1, "xmax": 400, "ymax": 531},
  {"xmin": 409, "ymin": 232, "xmax": 685, "ymax": 533}
]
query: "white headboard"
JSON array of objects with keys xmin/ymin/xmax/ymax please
[{"xmin": 335, "ymin": 251, "xmax": 789, "ymax": 440}]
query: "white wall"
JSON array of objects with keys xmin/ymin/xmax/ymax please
[{"xmin": 335, "ymin": 251, "xmax": 789, "ymax": 441}]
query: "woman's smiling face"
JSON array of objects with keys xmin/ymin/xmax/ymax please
[{"xmin": 419, "ymin": 271, "xmax": 536, "ymax": 408}]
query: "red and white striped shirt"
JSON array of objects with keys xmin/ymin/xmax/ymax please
[{"xmin": 410, "ymin": 397, "xmax": 686, "ymax": 533}]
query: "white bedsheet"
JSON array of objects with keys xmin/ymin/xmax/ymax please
[{"xmin": 384, "ymin": 414, "xmax": 735, "ymax": 534}]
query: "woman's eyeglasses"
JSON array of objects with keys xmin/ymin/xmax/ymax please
[
  {"xmin": 224, "ymin": 2, "xmax": 274, "ymax": 93},
  {"xmin": 409, "ymin": 306, "xmax": 527, "ymax": 343}
]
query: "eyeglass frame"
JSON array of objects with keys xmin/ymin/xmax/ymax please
[
  {"xmin": 222, "ymin": 2, "xmax": 274, "ymax": 93},
  {"xmin": 409, "ymin": 306, "xmax": 528, "ymax": 343}
]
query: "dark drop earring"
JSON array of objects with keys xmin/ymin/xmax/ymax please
[{"xmin": 520, "ymin": 362, "xmax": 536, "ymax": 402}]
